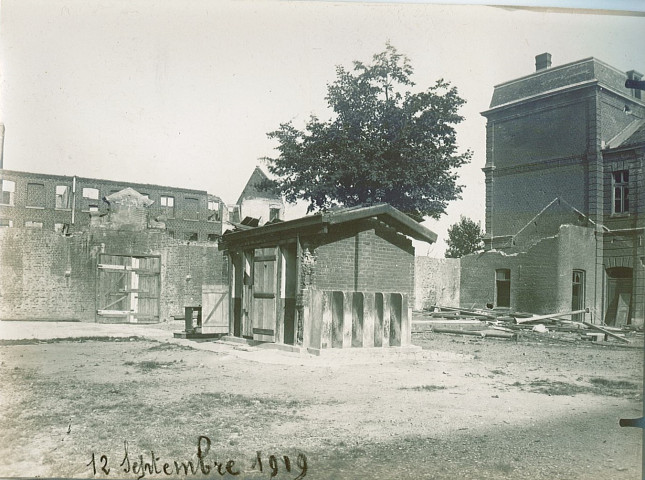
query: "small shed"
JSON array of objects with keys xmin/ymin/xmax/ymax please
[{"xmin": 218, "ymin": 204, "xmax": 437, "ymax": 354}]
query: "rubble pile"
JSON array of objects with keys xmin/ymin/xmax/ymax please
[{"xmin": 412, "ymin": 306, "xmax": 643, "ymax": 346}]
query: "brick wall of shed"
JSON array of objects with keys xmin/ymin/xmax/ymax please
[
  {"xmin": 0, "ymin": 228, "xmax": 226, "ymax": 321},
  {"xmin": 306, "ymin": 224, "xmax": 415, "ymax": 301},
  {"xmin": 414, "ymin": 257, "xmax": 460, "ymax": 311}
]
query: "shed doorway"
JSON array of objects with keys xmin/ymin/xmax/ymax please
[{"xmin": 605, "ymin": 267, "xmax": 632, "ymax": 326}]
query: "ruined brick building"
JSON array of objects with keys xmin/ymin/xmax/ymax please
[
  {"xmin": 0, "ymin": 167, "xmax": 283, "ymax": 322},
  {"xmin": 418, "ymin": 53, "xmax": 644, "ymax": 327}
]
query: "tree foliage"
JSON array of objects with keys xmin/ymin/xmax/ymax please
[
  {"xmin": 262, "ymin": 43, "xmax": 472, "ymax": 221},
  {"xmin": 445, "ymin": 216, "xmax": 484, "ymax": 258}
]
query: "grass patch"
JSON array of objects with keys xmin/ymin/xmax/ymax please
[
  {"xmin": 589, "ymin": 377, "xmax": 640, "ymax": 390},
  {"xmin": 525, "ymin": 378, "xmax": 641, "ymax": 398},
  {"xmin": 0, "ymin": 336, "xmax": 144, "ymax": 346},
  {"xmin": 146, "ymin": 341, "xmax": 196, "ymax": 352},
  {"xmin": 527, "ymin": 380, "xmax": 593, "ymax": 396},
  {"xmin": 401, "ymin": 384, "xmax": 446, "ymax": 392},
  {"xmin": 123, "ymin": 360, "xmax": 177, "ymax": 371}
]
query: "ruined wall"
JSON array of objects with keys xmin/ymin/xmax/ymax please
[
  {"xmin": 0, "ymin": 169, "xmax": 224, "ymax": 241},
  {"xmin": 458, "ymin": 225, "xmax": 597, "ymax": 315},
  {"xmin": 414, "ymin": 257, "xmax": 460, "ymax": 311},
  {"xmin": 0, "ymin": 228, "xmax": 226, "ymax": 321}
]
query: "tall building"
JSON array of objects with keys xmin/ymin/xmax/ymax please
[{"xmin": 467, "ymin": 53, "xmax": 644, "ymax": 326}]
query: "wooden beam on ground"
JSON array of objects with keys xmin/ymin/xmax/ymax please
[
  {"xmin": 514, "ymin": 308, "xmax": 589, "ymax": 324},
  {"xmin": 582, "ymin": 321, "xmax": 631, "ymax": 343},
  {"xmin": 431, "ymin": 327, "xmax": 515, "ymax": 339}
]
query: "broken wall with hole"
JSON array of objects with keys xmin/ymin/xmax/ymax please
[
  {"xmin": 461, "ymin": 225, "xmax": 597, "ymax": 317},
  {"xmin": 412, "ymin": 225, "xmax": 598, "ymax": 318}
]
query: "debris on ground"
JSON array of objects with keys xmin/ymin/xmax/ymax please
[{"xmin": 413, "ymin": 305, "xmax": 643, "ymax": 346}]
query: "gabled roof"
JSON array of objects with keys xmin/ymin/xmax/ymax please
[
  {"xmin": 220, "ymin": 203, "xmax": 437, "ymax": 250},
  {"xmin": 236, "ymin": 167, "xmax": 281, "ymax": 205}
]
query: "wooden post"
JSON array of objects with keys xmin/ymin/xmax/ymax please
[
  {"xmin": 343, "ymin": 291, "xmax": 353, "ymax": 348},
  {"xmin": 363, "ymin": 292, "xmax": 375, "ymax": 347}
]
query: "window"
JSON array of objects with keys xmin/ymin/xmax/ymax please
[
  {"xmin": 613, "ymin": 170, "xmax": 629, "ymax": 214},
  {"xmin": 0, "ymin": 180, "xmax": 15, "ymax": 205},
  {"xmin": 55, "ymin": 185, "xmax": 71, "ymax": 209},
  {"xmin": 208, "ymin": 200, "xmax": 221, "ymax": 222},
  {"xmin": 184, "ymin": 197, "xmax": 199, "ymax": 221},
  {"xmin": 82, "ymin": 188, "xmax": 99, "ymax": 200},
  {"xmin": 269, "ymin": 207, "xmax": 281, "ymax": 222},
  {"xmin": 207, "ymin": 233, "xmax": 219, "ymax": 242},
  {"xmin": 0, "ymin": 219, "xmax": 13, "ymax": 227},
  {"xmin": 495, "ymin": 269, "xmax": 511, "ymax": 308},
  {"xmin": 27, "ymin": 183, "xmax": 45, "ymax": 207},
  {"xmin": 25, "ymin": 220, "xmax": 43, "ymax": 228},
  {"xmin": 229, "ymin": 206, "xmax": 240, "ymax": 224},
  {"xmin": 186, "ymin": 232, "xmax": 198, "ymax": 241},
  {"xmin": 54, "ymin": 223, "xmax": 70, "ymax": 234},
  {"xmin": 160, "ymin": 195, "xmax": 175, "ymax": 218}
]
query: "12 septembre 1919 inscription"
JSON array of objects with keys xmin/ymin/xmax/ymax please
[{"xmin": 87, "ymin": 436, "xmax": 308, "ymax": 479}]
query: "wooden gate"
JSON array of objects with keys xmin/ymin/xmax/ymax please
[
  {"xmin": 252, "ymin": 247, "xmax": 278, "ymax": 342},
  {"xmin": 96, "ymin": 254, "xmax": 160, "ymax": 323}
]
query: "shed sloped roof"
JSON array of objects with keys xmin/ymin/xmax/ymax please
[{"xmin": 220, "ymin": 203, "xmax": 438, "ymax": 250}]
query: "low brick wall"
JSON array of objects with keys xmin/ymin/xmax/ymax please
[{"xmin": 0, "ymin": 228, "xmax": 227, "ymax": 322}]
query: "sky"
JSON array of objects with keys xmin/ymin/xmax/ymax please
[{"xmin": 1, "ymin": 1, "xmax": 644, "ymax": 256}]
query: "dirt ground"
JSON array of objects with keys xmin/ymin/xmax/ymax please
[{"xmin": 0, "ymin": 322, "xmax": 642, "ymax": 480}]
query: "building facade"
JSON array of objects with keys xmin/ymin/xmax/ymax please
[
  {"xmin": 475, "ymin": 53, "xmax": 644, "ymax": 326},
  {"xmin": 0, "ymin": 169, "xmax": 225, "ymax": 241}
]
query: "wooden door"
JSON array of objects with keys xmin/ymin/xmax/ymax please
[
  {"xmin": 252, "ymin": 247, "xmax": 277, "ymax": 342},
  {"xmin": 571, "ymin": 270, "xmax": 585, "ymax": 322},
  {"xmin": 201, "ymin": 285, "xmax": 229, "ymax": 334},
  {"xmin": 605, "ymin": 267, "xmax": 633, "ymax": 326},
  {"xmin": 97, "ymin": 254, "xmax": 160, "ymax": 323}
]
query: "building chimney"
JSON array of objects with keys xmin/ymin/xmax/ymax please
[
  {"xmin": 626, "ymin": 70, "xmax": 643, "ymax": 100},
  {"xmin": 535, "ymin": 53, "xmax": 552, "ymax": 72}
]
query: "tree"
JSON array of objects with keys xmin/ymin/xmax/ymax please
[
  {"xmin": 262, "ymin": 43, "xmax": 472, "ymax": 221},
  {"xmin": 445, "ymin": 216, "xmax": 484, "ymax": 258}
]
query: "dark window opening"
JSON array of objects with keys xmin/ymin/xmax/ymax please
[
  {"xmin": 496, "ymin": 269, "xmax": 511, "ymax": 308},
  {"xmin": 186, "ymin": 232, "xmax": 198, "ymax": 241},
  {"xmin": 571, "ymin": 270, "xmax": 585, "ymax": 322},
  {"xmin": 207, "ymin": 233, "xmax": 219, "ymax": 242},
  {"xmin": 208, "ymin": 200, "xmax": 221, "ymax": 222},
  {"xmin": 269, "ymin": 207, "xmax": 281, "ymax": 221}
]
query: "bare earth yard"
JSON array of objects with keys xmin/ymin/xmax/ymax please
[{"xmin": 0, "ymin": 322, "xmax": 642, "ymax": 479}]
